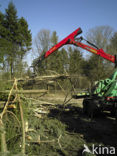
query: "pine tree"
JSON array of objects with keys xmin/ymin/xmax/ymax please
[
  {"xmin": 33, "ymin": 30, "xmax": 69, "ymax": 75},
  {"xmin": 82, "ymin": 55, "xmax": 105, "ymax": 83},
  {"xmin": 46, "ymin": 31, "xmax": 59, "ymax": 72},
  {"xmin": 69, "ymin": 48, "xmax": 83, "ymax": 75},
  {"xmin": 0, "ymin": 11, "xmax": 6, "ymax": 64},
  {"xmin": 0, "ymin": 2, "xmax": 32, "ymax": 78},
  {"xmin": 0, "ymin": 11, "xmax": 12, "ymax": 71},
  {"xmin": 47, "ymin": 31, "xmax": 68, "ymax": 74},
  {"xmin": 57, "ymin": 48, "xmax": 68, "ymax": 73},
  {"xmin": 17, "ymin": 17, "xmax": 32, "ymax": 59}
]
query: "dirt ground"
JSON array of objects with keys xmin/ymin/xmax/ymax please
[
  {"xmin": 1, "ymin": 91, "xmax": 117, "ymax": 156},
  {"xmin": 34, "ymin": 92, "xmax": 117, "ymax": 156}
]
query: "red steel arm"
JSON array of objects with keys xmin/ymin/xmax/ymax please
[
  {"xmin": 45, "ymin": 27, "xmax": 82, "ymax": 58},
  {"xmin": 69, "ymin": 39, "xmax": 115, "ymax": 63},
  {"xmin": 37, "ymin": 27, "xmax": 116, "ymax": 65}
]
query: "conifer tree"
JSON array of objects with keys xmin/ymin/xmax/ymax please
[
  {"xmin": 48, "ymin": 31, "xmax": 68, "ymax": 73},
  {"xmin": 69, "ymin": 48, "xmax": 83, "ymax": 75},
  {"xmin": 0, "ymin": 2, "xmax": 32, "ymax": 78},
  {"xmin": 33, "ymin": 30, "xmax": 68, "ymax": 74}
]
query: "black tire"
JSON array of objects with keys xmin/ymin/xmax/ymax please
[
  {"xmin": 83, "ymin": 98, "xmax": 89, "ymax": 114},
  {"xmin": 83, "ymin": 98, "xmax": 100, "ymax": 118},
  {"xmin": 115, "ymin": 109, "xmax": 117, "ymax": 125},
  {"xmin": 111, "ymin": 107, "xmax": 116, "ymax": 116}
]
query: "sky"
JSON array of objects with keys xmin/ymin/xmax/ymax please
[{"xmin": 0, "ymin": 0, "xmax": 117, "ymax": 65}]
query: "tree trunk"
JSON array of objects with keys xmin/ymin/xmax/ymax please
[{"xmin": 10, "ymin": 61, "xmax": 13, "ymax": 79}]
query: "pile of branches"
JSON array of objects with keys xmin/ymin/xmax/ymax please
[{"xmin": 0, "ymin": 79, "xmax": 67, "ymax": 156}]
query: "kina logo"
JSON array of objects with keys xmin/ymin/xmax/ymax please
[
  {"xmin": 82, "ymin": 144, "xmax": 116, "ymax": 155},
  {"xmin": 82, "ymin": 144, "xmax": 92, "ymax": 155}
]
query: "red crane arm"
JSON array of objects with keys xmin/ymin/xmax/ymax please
[
  {"xmin": 37, "ymin": 27, "xmax": 116, "ymax": 65},
  {"xmin": 45, "ymin": 27, "xmax": 82, "ymax": 58},
  {"xmin": 69, "ymin": 39, "xmax": 115, "ymax": 63}
]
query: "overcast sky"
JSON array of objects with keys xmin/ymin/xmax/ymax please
[{"xmin": 0, "ymin": 0, "xmax": 117, "ymax": 65}]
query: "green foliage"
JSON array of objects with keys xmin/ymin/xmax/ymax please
[
  {"xmin": 33, "ymin": 25, "xmax": 117, "ymax": 91},
  {"xmin": 29, "ymin": 117, "xmax": 66, "ymax": 138},
  {"xmin": 83, "ymin": 26, "xmax": 115, "ymax": 84},
  {"xmin": 47, "ymin": 48, "xmax": 68, "ymax": 74},
  {"xmin": 17, "ymin": 17, "xmax": 32, "ymax": 58},
  {"xmin": 108, "ymin": 32, "xmax": 117, "ymax": 55},
  {"xmin": 69, "ymin": 47, "xmax": 83, "ymax": 75},
  {"xmin": 0, "ymin": 11, "xmax": 10, "ymax": 64},
  {"xmin": 0, "ymin": 2, "xmax": 32, "ymax": 78},
  {"xmin": 2, "ymin": 112, "xmax": 21, "ymax": 154},
  {"xmin": 0, "ymin": 96, "xmax": 29, "ymax": 154},
  {"xmin": 33, "ymin": 30, "xmax": 69, "ymax": 75},
  {"xmin": 82, "ymin": 55, "xmax": 106, "ymax": 82},
  {"xmin": 51, "ymin": 31, "xmax": 58, "ymax": 45},
  {"xmin": 5, "ymin": 2, "xmax": 18, "ymax": 41},
  {"xmin": 0, "ymin": 80, "xmax": 12, "ymax": 90}
]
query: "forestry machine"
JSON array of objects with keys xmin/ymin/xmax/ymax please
[{"xmin": 34, "ymin": 27, "xmax": 117, "ymax": 118}]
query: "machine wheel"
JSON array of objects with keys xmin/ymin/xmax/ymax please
[
  {"xmin": 115, "ymin": 109, "xmax": 117, "ymax": 125},
  {"xmin": 111, "ymin": 102, "xmax": 117, "ymax": 116},
  {"xmin": 83, "ymin": 98, "xmax": 89, "ymax": 114},
  {"xmin": 111, "ymin": 107, "xmax": 116, "ymax": 116},
  {"xmin": 83, "ymin": 98, "xmax": 100, "ymax": 118}
]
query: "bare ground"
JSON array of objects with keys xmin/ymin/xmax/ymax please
[
  {"xmin": 33, "ymin": 92, "xmax": 117, "ymax": 155},
  {"xmin": 2, "ymin": 91, "xmax": 116, "ymax": 156}
]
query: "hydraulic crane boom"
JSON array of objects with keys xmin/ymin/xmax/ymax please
[
  {"xmin": 35, "ymin": 27, "xmax": 117, "ymax": 66},
  {"xmin": 33, "ymin": 27, "xmax": 117, "ymax": 119}
]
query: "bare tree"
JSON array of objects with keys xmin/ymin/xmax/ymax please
[
  {"xmin": 86, "ymin": 26, "xmax": 114, "ymax": 50},
  {"xmin": 84, "ymin": 26, "xmax": 115, "ymax": 82},
  {"xmin": 34, "ymin": 29, "xmax": 51, "ymax": 56}
]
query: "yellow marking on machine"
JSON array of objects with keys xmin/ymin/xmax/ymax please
[
  {"xmin": 77, "ymin": 92, "xmax": 87, "ymax": 96},
  {"xmin": 50, "ymin": 46, "xmax": 56, "ymax": 52},
  {"xmin": 90, "ymin": 49, "xmax": 97, "ymax": 54}
]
